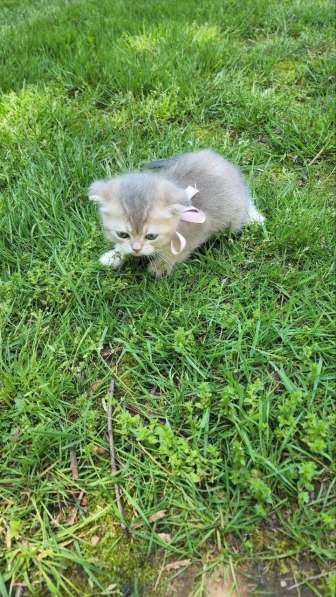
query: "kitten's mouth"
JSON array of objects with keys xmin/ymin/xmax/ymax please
[
  {"xmin": 132, "ymin": 247, "xmax": 156, "ymax": 257},
  {"xmin": 131, "ymin": 251, "xmax": 146, "ymax": 258}
]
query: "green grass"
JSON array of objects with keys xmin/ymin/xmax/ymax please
[{"xmin": 0, "ymin": 0, "xmax": 335, "ymax": 594}]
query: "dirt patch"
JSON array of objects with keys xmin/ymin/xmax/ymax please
[
  {"xmin": 150, "ymin": 558, "xmax": 325, "ymax": 596},
  {"xmin": 154, "ymin": 564, "xmax": 248, "ymax": 596},
  {"xmin": 205, "ymin": 569, "xmax": 248, "ymax": 596}
]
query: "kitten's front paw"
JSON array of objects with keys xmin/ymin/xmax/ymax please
[
  {"xmin": 147, "ymin": 260, "xmax": 173, "ymax": 277},
  {"xmin": 99, "ymin": 250, "xmax": 124, "ymax": 269}
]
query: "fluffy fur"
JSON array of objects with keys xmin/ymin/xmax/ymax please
[{"xmin": 89, "ymin": 149, "xmax": 265, "ymax": 276}]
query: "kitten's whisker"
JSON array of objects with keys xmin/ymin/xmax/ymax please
[{"xmin": 157, "ymin": 254, "xmax": 171, "ymax": 267}]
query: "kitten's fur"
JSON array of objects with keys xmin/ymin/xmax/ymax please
[{"xmin": 89, "ymin": 149, "xmax": 264, "ymax": 276}]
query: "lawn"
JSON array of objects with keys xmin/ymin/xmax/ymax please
[{"xmin": 0, "ymin": 0, "xmax": 335, "ymax": 594}]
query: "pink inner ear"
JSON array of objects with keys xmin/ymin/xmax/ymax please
[{"xmin": 181, "ymin": 207, "xmax": 206, "ymax": 223}]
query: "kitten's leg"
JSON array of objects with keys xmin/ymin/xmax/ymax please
[
  {"xmin": 147, "ymin": 247, "xmax": 193, "ymax": 277},
  {"xmin": 147, "ymin": 256, "xmax": 174, "ymax": 277},
  {"xmin": 230, "ymin": 204, "xmax": 265, "ymax": 234},
  {"xmin": 99, "ymin": 248, "xmax": 125, "ymax": 268}
]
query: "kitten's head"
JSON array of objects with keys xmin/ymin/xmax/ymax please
[{"xmin": 89, "ymin": 173, "xmax": 189, "ymax": 257}]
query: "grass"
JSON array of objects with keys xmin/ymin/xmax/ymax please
[{"xmin": 0, "ymin": 0, "xmax": 335, "ymax": 594}]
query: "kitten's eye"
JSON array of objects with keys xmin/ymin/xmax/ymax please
[
  {"xmin": 116, "ymin": 231, "xmax": 130, "ymax": 239},
  {"xmin": 145, "ymin": 233, "xmax": 158, "ymax": 241}
]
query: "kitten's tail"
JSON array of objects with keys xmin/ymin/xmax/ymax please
[
  {"xmin": 143, "ymin": 156, "xmax": 179, "ymax": 170},
  {"xmin": 247, "ymin": 203, "xmax": 265, "ymax": 224}
]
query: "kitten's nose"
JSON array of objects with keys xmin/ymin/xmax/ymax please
[{"xmin": 132, "ymin": 241, "xmax": 142, "ymax": 253}]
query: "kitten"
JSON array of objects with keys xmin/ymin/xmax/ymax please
[{"xmin": 89, "ymin": 149, "xmax": 265, "ymax": 276}]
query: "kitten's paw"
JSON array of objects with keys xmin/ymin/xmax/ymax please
[
  {"xmin": 99, "ymin": 250, "xmax": 124, "ymax": 268},
  {"xmin": 147, "ymin": 260, "xmax": 173, "ymax": 277}
]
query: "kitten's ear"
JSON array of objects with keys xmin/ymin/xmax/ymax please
[
  {"xmin": 169, "ymin": 186, "xmax": 199, "ymax": 216},
  {"xmin": 88, "ymin": 180, "xmax": 110, "ymax": 204}
]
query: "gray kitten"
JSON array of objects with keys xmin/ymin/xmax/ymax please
[{"xmin": 89, "ymin": 149, "xmax": 264, "ymax": 276}]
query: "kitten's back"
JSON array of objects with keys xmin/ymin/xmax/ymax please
[
  {"xmin": 146, "ymin": 149, "xmax": 258, "ymax": 231},
  {"xmin": 145, "ymin": 149, "xmax": 249, "ymax": 201}
]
